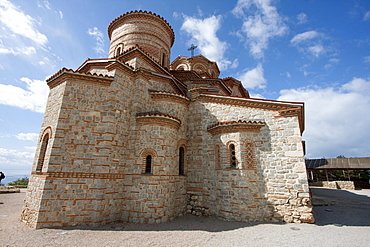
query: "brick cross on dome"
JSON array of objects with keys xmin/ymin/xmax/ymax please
[{"xmin": 188, "ymin": 44, "xmax": 198, "ymax": 57}]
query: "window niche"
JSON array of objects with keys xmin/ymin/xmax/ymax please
[
  {"xmin": 229, "ymin": 143, "xmax": 237, "ymax": 168},
  {"xmin": 115, "ymin": 43, "xmax": 124, "ymax": 57},
  {"xmin": 140, "ymin": 148, "xmax": 157, "ymax": 175},
  {"xmin": 36, "ymin": 128, "xmax": 52, "ymax": 172}
]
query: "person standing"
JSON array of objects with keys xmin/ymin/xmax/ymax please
[{"xmin": 0, "ymin": 171, "xmax": 5, "ymax": 185}]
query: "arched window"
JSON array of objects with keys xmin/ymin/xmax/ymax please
[
  {"xmin": 36, "ymin": 133, "xmax": 50, "ymax": 172},
  {"xmin": 115, "ymin": 43, "xmax": 124, "ymax": 57},
  {"xmin": 145, "ymin": 155, "xmax": 152, "ymax": 174},
  {"xmin": 229, "ymin": 143, "xmax": 237, "ymax": 168},
  {"xmin": 161, "ymin": 53, "xmax": 166, "ymax": 67},
  {"xmin": 140, "ymin": 148, "xmax": 157, "ymax": 175},
  {"xmin": 116, "ymin": 47, "xmax": 121, "ymax": 56},
  {"xmin": 179, "ymin": 147, "xmax": 185, "ymax": 175}
]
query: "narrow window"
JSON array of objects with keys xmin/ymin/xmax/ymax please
[
  {"xmin": 145, "ymin": 155, "xmax": 152, "ymax": 174},
  {"xmin": 116, "ymin": 47, "xmax": 121, "ymax": 57},
  {"xmin": 161, "ymin": 53, "xmax": 166, "ymax": 67},
  {"xmin": 179, "ymin": 147, "xmax": 185, "ymax": 175},
  {"xmin": 229, "ymin": 143, "xmax": 236, "ymax": 168},
  {"xmin": 36, "ymin": 133, "xmax": 49, "ymax": 172}
]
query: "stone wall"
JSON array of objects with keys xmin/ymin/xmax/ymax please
[
  {"xmin": 310, "ymin": 181, "xmax": 355, "ymax": 190},
  {"xmin": 184, "ymin": 97, "xmax": 313, "ymax": 223},
  {"xmin": 22, "ymin": 67, "xmax": 191, "ymax": 228}
]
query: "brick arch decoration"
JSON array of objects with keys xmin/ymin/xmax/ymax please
[
  {"xmin": 176, "ymin": 64, "xmax": 188, "ymax": 71},
  {"xmin": 139, "ymin": 148, "xmax": 158, "ymax": 174},
  {"xmin": 244, "ymin": 139, "xmax": 257, "ymax": 170},
  {"xmin": 115, "ymin": 43, "xmax": 124, "ymax": 57},
  {"xmin": 193, "ymin": 63, "xmax": 207, "ymax": 73},
  {"xmin": 36, "ymin": 127, "xmax": 52, "ymax": 172}
]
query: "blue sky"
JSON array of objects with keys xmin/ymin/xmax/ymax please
[{"xmin": 0, "ymin": 0, "xmax": 369, "ymax": 184}]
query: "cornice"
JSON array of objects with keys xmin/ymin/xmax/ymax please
[
  {"xmin": 207, "ymin": 120, "xmax": 265, "ymax": 135},
  {"xmin": 136, "ymin": 112, "xmax": 181, "ymax": 130},
  {"xmin": 198, "ymin": 94, "xmax": 305, "ymax": 133},
  {"xmin": 149, "ymin": 90, "xmax": 190, "ymax": 106},
  {"xmin": 198, "ymin": 94, "xmax": 303, "ymax": 111},
  {"xmin": 46, "ymin": 68, "xmax": 114, "ymax": 89}
]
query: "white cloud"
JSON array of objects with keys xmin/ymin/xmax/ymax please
[
  {"xmin": 237, "ymin": 63, "xmax": 266, "ymax": 89},
  {"xmin": 37, "ymin": 0, "xmax": 63, "ymax": 19},
  {"xmin": 342, "ymin": 77, "xmax": 370, "ymax": 93},
  {"xmin": 299, "ymin": 64, "xmax": 312, "ymax": 77},
  {"xmin": 230, "ymin": 59, "xmax": 239, "ymax": 69},
  {"xmin": 297, "ymin": 12, "xmax": 308, "ymax": 24},
  {"xmin": 308, "ymin": 44, "xmax": 325, "ymax": 58},
  {"xmin": 278, "ymin": 77, "xmax": 370, "ymax": 158},
  {"xmin": 25, "ymin": 146, "xmax": 37, "ymax": 151},
  {"xmin": 249, "ymin": 93, "xmax": 265, "ymax": 99},
  {"xmin": 0, "ymin": 45, "xmax": 36, "ymax": 56},
  {"xmin": 364, "ymin": 56, "xmax": 370, "ymax": 63},
  {"xmin": 0, "ymin": 0, "xmax": 48, "ymax": 46},
  {"xmin": 324, "ymin": 58, "xmax": 340, "ymax": 70},
  {"xmin": 291, "ymin": 31, "xmax": 327, "ymax": 58},
  {"xmin": 44, "ymin": 0, "xmax": 51, "ymax": 10},
  {"xmin": 0, "ymin": 147, "xmax": 34, "ymax": 162},
  {"xmin": 364, "ymin": 11, "xmax": 370, "ymax": 21},
  {"xmin": 232, "ymin": 0, "xmax": 288, "ymax": 59},
  {"xmin": 16, "ymin": 133, "xmax": 39, "ymax": 142},
  {"xmin": 181, "ymin": 15, "xmax": 231, "ymax": 70},
  {"xmin": 291, "ymin": 31, "xmax": 320, "ymax": 45},
  {"xmin": 0, "ymin": 77, "xmax": 49, "ymax": 113},
  {"xmin": 87, "ymin": 27, "xmax": 105, "ymax": 55},
  {"xmin": 0, "ymin": 147, "xmax": 34, "ymax": 180}
]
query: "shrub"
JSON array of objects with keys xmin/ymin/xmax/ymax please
[{"xmin": 8, "ymin": 177, "xmax": 29, "ymax": 186}]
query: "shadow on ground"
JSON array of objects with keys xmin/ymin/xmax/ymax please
[
  {"xmin": 56, "ymin": 214, "xmax": 285, "ymax": 232},
  {"xmin": 311, "ymin": 187, "xmax": 370, "ymax": 227}
]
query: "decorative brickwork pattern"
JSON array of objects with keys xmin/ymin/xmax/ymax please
[{"xmin": 244, "ymin": 140, "xmax": 257, "ymax": 170}]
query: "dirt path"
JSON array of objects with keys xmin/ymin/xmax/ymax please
[{"xmin": 1, "ymin": 188, "xmax": 370, "ymax": 247}]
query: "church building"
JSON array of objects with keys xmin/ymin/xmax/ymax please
[{"xmin": 21, "ymin": 10, "xmax": 314, "ymax": 228}]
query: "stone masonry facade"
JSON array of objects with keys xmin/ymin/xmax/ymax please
[{"xmin": 21, "ymin": 10, "xmax": 314, "ymax": 228}]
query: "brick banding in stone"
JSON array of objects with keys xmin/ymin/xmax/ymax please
[
  {"xmin": 31, "ymin": 171, "xmax": 125, "ymax": 179},
  {"xmin": 136, "ymin": 112, "xmax": 181, "ymax": 130},
  {"xmin": 149, "ymin": 90, "xmax": 190, "ymax": 106},
  {"xmin": 207, "ymin": 120, "xmax": 265, "ymax": 135},
  {"xmin": 108, "ymin": 10, "xmax": 175, "ymax": 45}
]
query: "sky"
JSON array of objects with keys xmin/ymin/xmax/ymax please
[{"xmin": 0, "ymin": 0, "xmax": 369, "ymax": 184}]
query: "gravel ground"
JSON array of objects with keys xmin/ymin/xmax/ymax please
[{"xmin": 1, "ymin": 187, "xmax": 370, "ymax": 247}]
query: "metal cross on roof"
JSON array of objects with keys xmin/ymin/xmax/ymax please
[{"xmin": 188, "ymin": 44, "xmax": 198, "ymax": 57}]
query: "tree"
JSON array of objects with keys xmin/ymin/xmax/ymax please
[{"xmin": 8, "ymin": 177, "xmax": 29, "ymax": 186}]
